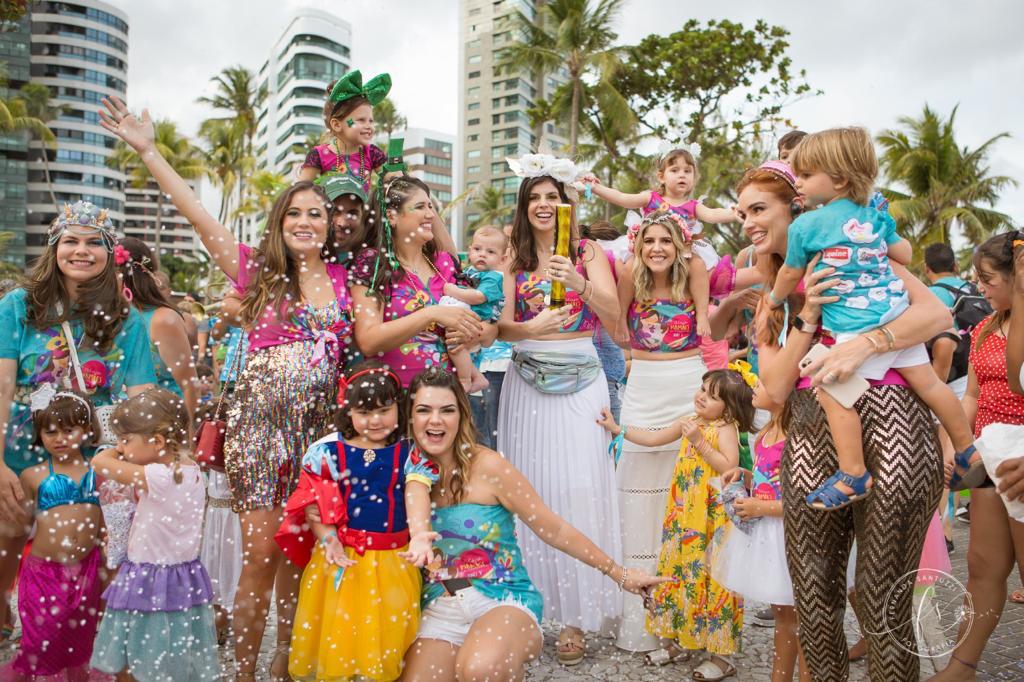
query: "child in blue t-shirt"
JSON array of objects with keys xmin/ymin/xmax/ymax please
[
  {"xmin": 439, "ymin": 226, "xmax": 506, "ymax": 393},
  {"xmin": 767, "ymin": 128, "xmax": 978, "ymax": 510}
]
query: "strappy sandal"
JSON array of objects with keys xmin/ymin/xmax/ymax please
[
  {"xmin": 556, "ymin": 629, "xmax": 585, "ymax": 666},
  {"xmin": 270, "ymin": 642, "xmax": 291, "ymax": 681},
  {"xmin": 949, "ymin": 445, "xmax": 987, "ymax": 491},
  {"xmin": 806, "ymin": 469, "xmax": 873, "ymax": 511},
  {"xmin": 644, "ymin": 642, "xmax": 694, "ymax": 666},
  {"xmin": 692, "ymin": 655, "xmax": 737, "ymax": 681}
]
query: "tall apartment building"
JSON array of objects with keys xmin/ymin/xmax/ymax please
[
  {"xmin": 401, "ymin": 127, "xmax": 455, "ymax": 204},
  {"xmin": 122, "ymin": 178, "xmax": 202, "ymax": 260},
  {"xmin": 456, "ymin": 0, "xmax": 567, "ymax": 243},
  {"xmin": 0, "ymin": 14, "xmax": 31, "ymax": 265},
  {"xmin": 253, "ymin": 10, "xmax": 351, "ymax": 177},
  {"xmin": 26, "ymin": 0, "xmax": 128, "ymax": 261}
]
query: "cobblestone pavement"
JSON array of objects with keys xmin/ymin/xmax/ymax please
[{"xmin": 1, "ymin": 520, "xmax": 1020, "ymax": 680}]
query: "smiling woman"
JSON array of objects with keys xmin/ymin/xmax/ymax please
[
  {"xmin": 98, "ymin": 95, "xmax": 359, "ymax": 679},
  {"xmin": 0, "ymin": 200, "xmax": 156, "ymax": 649}
]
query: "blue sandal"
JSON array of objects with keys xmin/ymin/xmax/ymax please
[
  {"xmin": 949, "ymin": 445, "xmax": 986, "ymax": 491},
  {"xmin": 806, "ymin": 470, "xmax": 873, "ymax": 510}
]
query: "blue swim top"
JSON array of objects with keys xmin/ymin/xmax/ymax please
[{"xmin": 37, "ymin": 458, "xmax": 99, "ymax": 513}]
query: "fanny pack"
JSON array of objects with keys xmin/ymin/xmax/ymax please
[{"xmin": 512, "ymin": 349, "xmax": 601, "ymax": 395}]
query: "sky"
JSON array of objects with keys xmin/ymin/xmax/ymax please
[{"xmin": 119, "ymin": 0, "xmax": 1024, "ymax": 229}]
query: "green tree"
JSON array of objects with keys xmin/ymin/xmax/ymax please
[
  {"xmin": 877, "ymin": 105, "xmax": 1016, "ymax": 250},
  {"xmin": 374, "ymin": 97, "xmax": 407, "ymax": 139},
  {"xmin": 504, "ymin": 0, "xmax": 626, "ymax": 157},
  {"xmin": 198, "ymin": 118, "xmax": 246, "ymax": 227},
  {"xmin": 160, "ymin": 254, "xmax": 205, "ymax": 294},
  {"xmin": 15, "ymin": 83, "xmax": 67, "ymax": 208},
  {"xmin": 196, "ymin": 65, "xmax": 266, "ymax": 158},
  {"xmin": 234, "ymin": 169, "xmax": 289, "ymax": 220},
  {"xmin": 469, "ymin": 185, "xmax": 514, "ymax": 231},
  {"xmin": 1, "ymin": 1, "xmax": 30, "ymax": 26},
  {"xmin": 616, "ymin": 20, "xmax": 814, "ymax": 146},
  {"xmin": 109, "ymin": 120, "xmax": 205, "ymax": 267}
]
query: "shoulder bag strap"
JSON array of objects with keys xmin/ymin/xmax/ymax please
[{"xmin": 54, "ymin": 301, "xmax": 87, "ymax": 391}]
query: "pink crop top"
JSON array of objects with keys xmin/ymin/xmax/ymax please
[
  {"xmin": 628, "ymin": 298, "xmax": 699, "ymax": 353},
  {"xmin": 643, "ymin": 192, "xmax": 700, "ymax": 221},
  {"xmin": 513, "ymin": 240, "xmax": 597, "ymax": 334}
]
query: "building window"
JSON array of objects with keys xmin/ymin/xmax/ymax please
[
  {"xmin": 491, "ymin": 162, "xmax": 505, "ymax": 174},
  {"xmin": 467, "ymin": 134, "xmax": 479, "ymax": 142},
  {"xmin": 502, "ymin": 192, "xmax": 516, "ymax": 205},
  {"xmin": 503, "ymin": 176, "xmax": 519, "ymax": 189},
  {"xmin": 467, "ymin": 166, "xmax": 480, "ymax": 174},
  {"xmin": 467, "ymin": 150, "xmax": 481, "ymax": 159},
  {"xmin": 468, "ymin": 55, "xmax": 482, "ymax": 64},
  {"xmin": 468, "ymin": 118, "xmax": 479, "ymax": 126},
  {"xmin": 468, "ymin": 7, "xmax": 481, "ymax": 16},
  {"xmin": 427, "ymin": 156, "xmax": 453, "ymax": 168},
  {"xmin": 426, "ymin": 139, "xmax": 453, "ymax": 153},
  {"xmin": 469, "ymin": 71, "xmax": 480, "ymax": 79},
  {"xmin": 468, "ymin": 102, "xmax": 480, "ymax": 111},
  {"xmin": 467, "ymin": 86, "xmax": 480, "ymax": 97},
  {"xmin": 467, "ymin": 39, "xmax": 481, "ymax": 48},
  {"xmin": 424, "ymin": 172, "xmax": 451, "ymax": 185}
]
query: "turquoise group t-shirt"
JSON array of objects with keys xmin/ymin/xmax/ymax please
[
  {"xmin": 0, "ymin": 288, "xmax": 156, "ymax": 473},
  {"xmin": 929, "ymin": 276, "xmax": 970, "ymax": 311},
  {"xmin": 463, "ymin": 267, "xmax": 505, "ymax": 322}
]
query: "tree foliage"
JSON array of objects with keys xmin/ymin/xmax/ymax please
[
  {"xmin": 469, "ymin": 185, "xmax": 514, "ymax": 232},
  {"xmin": 160, "ymin": 254, "xmax": 205, "ymax": 295},
  {"xmin": 374, "ymin": 97, "xmax": 407, "ymax": 139},
  {"xmin": 877, "ymin": 105, "xmax": 1016, "ymax": 251}
]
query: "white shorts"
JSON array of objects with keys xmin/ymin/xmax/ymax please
[
  {"xmin": 416, "ymin": 586, "xmax": 540, "ymax": 647},
  {"xmin": 833, "ymin": 332, "xmax": 930, "ymax": 381},
  {"xmin": 948, "ymin": 375, "xmax": 968, "ymax": 401},
  {"xmin": 438, "ymin": 295, "xmax": 471, "ymax": 310}
]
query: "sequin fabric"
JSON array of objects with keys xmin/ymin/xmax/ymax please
[
  {"xmin": 781, "ymin": 386, "xmax": 942, "ymax": 681},
  {"xmin": 224, "ymin": 302, "xmax": 347, "ymax": 512}
]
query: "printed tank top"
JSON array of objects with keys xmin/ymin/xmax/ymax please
[
  {"xmin": 514, "ymin": 240, "xmax": 598, "ymax": 334},
  {"xmin": 628, "ymin": 298, "xmax": 698, "ymax": 352}
]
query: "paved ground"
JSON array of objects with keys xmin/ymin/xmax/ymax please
[{"xmin": 1, "ymin": 519, "xmax": 1020, "ymax": 680}]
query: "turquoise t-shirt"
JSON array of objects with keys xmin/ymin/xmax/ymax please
[
  {"xmin": 0, "ymin": 288, "xmax": 156, "ymax": 473},
  {"xmin": 929, "ymin": 276, "xmax": 970, "ymax": 311},
  {"xmin": 464, "ymin": 267, "xmax": 505, "ymax": 322},
  {"xmin": 141, "ymin": 306, "xmax": 183, "ymax": 397},
  {"xmin": 784, "ymin": 198, "xmax": 908, "ymax": 334}
]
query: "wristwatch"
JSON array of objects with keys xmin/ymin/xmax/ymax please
[{"xmin": 792, "ymin": 316, "xmax": 819, "ymax": 334}]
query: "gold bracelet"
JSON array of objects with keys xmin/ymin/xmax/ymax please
[
  {"xmin": 863, "ymin": 332, "xmax": 882, "ymax": 353},
  {"xmin": 879, "ymin": 326, "xmax": 896, "ymax": 351}
]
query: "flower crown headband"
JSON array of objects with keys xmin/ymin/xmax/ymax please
[
  {"xmin": 626, "ymin": 210, "xmax": 695, "ymax": 254},
  {"xmin": 656, "ymin": 136, "xmax": 702, "ymax": 163},
  {"xmin": 48, "ymin": 201, "xmax": 118, "ymax": 252},
  {"xmin": 506, "ymin": 153, "xmax": 588, "ymax": 185},
  {"xmin": 727, "ymin": 360, "xmax": 759, "ymax": 389}
]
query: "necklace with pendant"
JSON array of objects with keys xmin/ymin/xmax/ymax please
[{"xmin": 363, "ymin": 448, "xmax": 376, "ymax": 465}]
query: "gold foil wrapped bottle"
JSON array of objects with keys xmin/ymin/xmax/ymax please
[{"xmin": 550, "ymin": 204, "xmax": 572, "ymax": 308}]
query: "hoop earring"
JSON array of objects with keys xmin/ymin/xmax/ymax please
[{"xmin": 789, "ymin": 201, "xmax": 803, "ymax": 217}]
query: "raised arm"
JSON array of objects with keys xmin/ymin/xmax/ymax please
[
  {"xmin": 91, "ymin": 448, "xmax": 150, "ymax": 492},
  {"xmin": 582, "ymin": 176, "xmax": 652, "ymax": 210},
  {"xmin": 695, "ymin": 204, "xmax": 738, "ymax": 224},
  {"xmin": 99, "ymin": 96, "xmax": 239, "ymax": 280}
]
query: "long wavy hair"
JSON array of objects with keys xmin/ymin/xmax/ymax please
[
  {"xmin": 361, "ymin": 176, "xmax": 437, "ymax": 301},
  {"xmin": 632, "ymin": 211, "xmax": 692, "ymax": 303},
  {"xmin": 734, "ymin": 168, "xmax": 802, "ymax": 348},
  {"xmin": 407, "ymin": 367, "xmax": 480, "ymax": 504},
  {"xmin": 24, "ymin": 230, "xmax": 128, "ymax": 354},
  {"xmin": 508, "ymin": 175, "xmax": 578, "ymax": 274},
  {"xmin": 238, "ymin": 181, "xmax": 335, "ymax": 327},
  {"xmin": 973, "ymin": 232, "xmax": 1015, "ymax": 350},
  {"xmin": 119, "ymin": 236, "xmax": 177, "ymax": 314}
]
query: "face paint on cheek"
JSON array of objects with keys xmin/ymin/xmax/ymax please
[{"xmin": 347, "ymin": 119, "xmax": 355, "ymax": 127}]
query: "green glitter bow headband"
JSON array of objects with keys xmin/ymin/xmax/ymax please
[{"xmin": 329, "ymin": 70, "xmax": 392, "ymax": 107}]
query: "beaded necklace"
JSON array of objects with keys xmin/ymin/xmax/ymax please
[{"xmin": 332, "ymin": 140, "xmax": 369, "ymax": 187}]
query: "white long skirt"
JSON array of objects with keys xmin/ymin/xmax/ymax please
[
  {"xmin": 497, "ymin": 337, "xmax": 622, "ymax": 633},
  {"xmin": 200, "ymin": 470, "xmax": 243, "ymax": 611},
  {"xmin": 615, "ymin": 354, "xmax": 705, "ymax": 651}
]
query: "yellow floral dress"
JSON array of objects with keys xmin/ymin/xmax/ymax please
[{"xmin": 647, "ymin": 419, "xmax": 743, "ymax": 655}]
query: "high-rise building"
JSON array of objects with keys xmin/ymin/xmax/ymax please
[
  {"xmin": 455, "ymin": 0, "xmax": 567, "ymax": 244},
  {"xmin": 253, "ymin": 9, "xmax": 351, "ymax": 179},
  {"xmin": 400, "ymin": 127, "xmax": 455, "ymax": 204},
  {"xmin": 0, "ymin": 14, "xmax": 31, "ymax": 266},
  {"xmin": 26, "ymin": 0, "xmax": 128, "ymax": 261},
  {"xmin": 122, "ymin": 178, "xmax": 203, "ymax": 261}
]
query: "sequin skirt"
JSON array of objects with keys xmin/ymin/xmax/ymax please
[{"xmin": 225, "ymin": 340, "xmax": 339, "ymax": 512}]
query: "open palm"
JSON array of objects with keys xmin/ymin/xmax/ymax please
[{"xmin": 98, "ymin": 95, "xmax": 155, "ymax": 152}]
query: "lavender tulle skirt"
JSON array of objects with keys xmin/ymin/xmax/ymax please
[{"xmin": 90, "ymin": 558, "xmax": 219, "ymax": 681}]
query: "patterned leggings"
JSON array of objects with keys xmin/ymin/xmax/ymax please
[{"xmin": 782, "ymin": 386, "xmax": 943, "ymax": 681}]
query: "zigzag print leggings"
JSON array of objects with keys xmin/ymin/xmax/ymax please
[{"xmin": 782, "ymin": 386, "xmax": 943, "ymax": 681}]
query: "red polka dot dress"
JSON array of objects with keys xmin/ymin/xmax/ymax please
[{"xmin": 969, "ymin": 315, "xmax": 1024, "ymax": 436}]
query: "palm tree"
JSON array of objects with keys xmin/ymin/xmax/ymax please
[
  {"xmin": 15, "ymin": 83, "xmax": 68, "ymax": 208},
  {"xmin": 374, "ymin": 97, "xmax": 407, "ymax": 139},
  {"xmin": 877, "ymin": 105, "xmax": 1016, "ymax": 249},
  {"xmin": 504, "ymin": 0, "xmax": 626, "ymax": 157},
  {"xmin": 198, "ymin": 118, "xmax": 248, "ymax": 227},
  {"xmin": 196, "ymin": 65, "xmax": 266, "ymax": 158},
  {"xmin": 234, "ymin": 170, "xmax": 289, "ymax": 220},
  {"xmin": 469, "ymin": 185, "xmax": 514, "ymax": 231},
  {"xmin": 109, "ymin": 120, "xmax": 205, "ymax": 267}
]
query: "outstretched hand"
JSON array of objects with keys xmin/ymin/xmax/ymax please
[
  {"xmin": 399, "ymin": 531, "xmax": 441, "ymax": 568},
  {"xmin": 98, "ymin": 95, "xmax": 155, "ymax": 152},
  {"xmin": 621, "ymin": 567, "xmax": 672, "ymax": 595}
]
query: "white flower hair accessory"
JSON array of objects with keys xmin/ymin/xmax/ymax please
[
  {"xmin": 29, "ymin": 384, "xmax": 93, "ymax": 416},
  {"xmin": 656, "ymin": 134, "xmax": 702, "ymax": 162},
  {"xmin": 506, "ymin": 153, "xmax": 587, "ymax": 184}
]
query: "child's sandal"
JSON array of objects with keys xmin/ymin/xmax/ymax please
[
  {"xmin": 806, "ymin": 470, "xmax": 873, "ymax": 511},
  {"xmin": 949, "ymin": 445, "xmax": 987, "ymax": 491}
]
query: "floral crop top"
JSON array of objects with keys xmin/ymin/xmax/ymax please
[
  {"xmin": 643, "ymin": 191, "xmax": 700, "ymax": 222},
  {"xmin": 627, "ymin": 298, "xmax": 698, "ymax": 353},
  {"xmin": 513, "ymin": 240, "xmax": 598, "ymax": 334}
]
